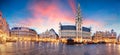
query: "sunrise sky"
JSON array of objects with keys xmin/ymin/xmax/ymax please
[{"xmin": 0, "ymin": 0, "xmax": 120, "ymax": 35}]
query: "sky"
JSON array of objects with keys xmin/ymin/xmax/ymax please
[{"xmin": 0, "ymin": 0, "xmax": 120, "ymax": 35}]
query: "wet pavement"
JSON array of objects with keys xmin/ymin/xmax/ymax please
[{"xmin": 0, "ymin": 42, "xmax": 120, "ymax": 55}]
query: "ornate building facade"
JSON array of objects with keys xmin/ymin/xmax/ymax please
[
  {"xmin": 93, "ymin": 29, "xmax": 117, "ymax": 43},
  {"xmin": 0, "ymin": 11, "xmax": 9, "ymax": 43},
  {"xmin": 39, "ymin": 28, "xmax": 58, "ymax": 39},
  {"xmin": 118, "ymin": 34, "xmax": 120, "ymax": 42},
  {"xmin": 59, "ymin": 4, "xmax": 91, "ymax": 42},
  {"xmin": 10, "ymin": 27, "xmax": 38, "ymax": 41},
  {"xmin": 39, "ymin": 28, "xmax": 59, "ymax": 42}
]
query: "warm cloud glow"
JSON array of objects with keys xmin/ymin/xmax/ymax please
[
  {"xmin": 18, "ymin": 0, "xmax": 75, "ymax": 33},
  {"xmin": 17, "ymin": 0, "xmax": 107, "ymax": 34},
  {"xmin": 68, "ymin": 0, "xmax": 76, "ymax": 14},
  {"xmin": 82, "ymin": 19, "xmax": 115, "ymax": 34},
  {"xmin": 83, "ymin": 19, "xmax": 104, "ymax": 27},
  {"xmin": 0, "ymin": 0, "xmax": 119, "ymax": 34}
]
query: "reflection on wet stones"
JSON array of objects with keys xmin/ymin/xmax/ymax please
[{"xmin": 0, "ymin": 42, "xmax": 120, "ymax": 55}]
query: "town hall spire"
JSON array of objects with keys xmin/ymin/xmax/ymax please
[
  {"xmin": 76, "ymin": 3, "xmax": 82, "ymax": 42},
  {"xmin": 76, "ymin": 3, "xmax": 82, "ymax": 24}
]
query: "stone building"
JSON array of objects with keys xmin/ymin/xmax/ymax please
[
  {"xmin": 0, "ymin": 11, "xmax": 9, "ymax": 43},
  {"xmin": 39, "ymin": 28, "xmax": 58, "ymax": 39},
  {"xmin": 118, "ymin": 34, "xmax": 120, "ymax": 42},
  {"xmin": 59, "ymin": 4, "xmax": 91, "ymax": 42},
  {"xmin": 93, "ymin": 29, "xmax": 117, "ymax": 42},
  {"xmin": 10, "ymin": 27, "xmax": 38, "ymax": 41}
]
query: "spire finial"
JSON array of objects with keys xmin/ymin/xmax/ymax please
[
  {"xmin": 76, "ymin": 3, "xmax": 82, "ymax": 23},
  {"xmin": 78, "ymin": 3, "xmax": 80, "ymax": 9},
  {"xmin": 59, "ymin": 22, "xmax": 62, "ymax": 26}
]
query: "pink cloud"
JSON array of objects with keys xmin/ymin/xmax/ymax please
[
  {"xmin": 18, "ymin": 0, "xmax": 75, "ymax": 33},
  {"xmin": 17, "ymin": 0, "xmax": 105, "ymax": 33},
  {"xmin": 83, "ymin": 19, "xmax": 104, "ymax": 27},
  {"xmin": 68, "ymin": 0, "xmax": 76, "ymax": 14},
  {"xmin": 83, "ymin": 19, "xmax": 108, "ymax": 33}
]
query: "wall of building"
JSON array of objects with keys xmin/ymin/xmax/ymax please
[
  {"xmin": 39, "ymin": 29, "xmax": 58, "ymax": 39},
  {"xmin": 59, "ymin": 30, "xmax": 91, "ymax": 42},
  {"xmin": 0, "ymin": 12, "xmax": 9, "ymax": 43},
  {"xmin": 10, "ymin": 27, "xmax": 37, "ymax": 41},
  {"xmin": 60, "ymin": 30, "xmax": 76, "ymax": 38},
  {"xmin": 93, "ymin": 30, "xmax": 117, "ymax": 42}
]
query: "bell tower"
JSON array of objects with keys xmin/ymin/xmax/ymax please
[{"xmin": 75, "ymin": 3, "xmax": 82, "ymax": 42}]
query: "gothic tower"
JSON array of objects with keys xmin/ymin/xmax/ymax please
[{"xmin": 75, "ymin": 3, "xmax": 82, "ymax": 41}]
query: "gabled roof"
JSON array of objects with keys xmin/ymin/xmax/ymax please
[
  {"xmin": 60, "ymin": 25, "xmax": 91, "ymax": 32},
  {"xmin": 82, "ymin": 27, "xmax": 91, "ymax": 32},
  {"xmin": 61, "ymin": 25, "xmax": 76, "ymax": 30}
]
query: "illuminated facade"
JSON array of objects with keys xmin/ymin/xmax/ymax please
[
  {"xmin": 93, "ymin": 29, "xmax": 117, "ymax": 42},
  {"xmin": 39, "ymin": 29, "xmax": 59, "ymax": 42},
  {"xmin": 39, "ymin": 28, "xmax": 58, "ymax": 39},
  {"xmin": 59, "ymin": 4, "xmax": 91, "ymax": 42},
  {"xmin": 10, "ymin": 27, "xmax": 38, "ymax": 41},
  {"xmin": 0, "ymin": 11, "xmax": 9, "ymax": 43},
  {"xmin": 118, "ymin": 34, "xmax": 120, "ymax": 42}
]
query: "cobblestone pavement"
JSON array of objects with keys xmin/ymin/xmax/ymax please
[{"xmin": 0, "ymin": 42, "xmax": 120, "ymax": 55}]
